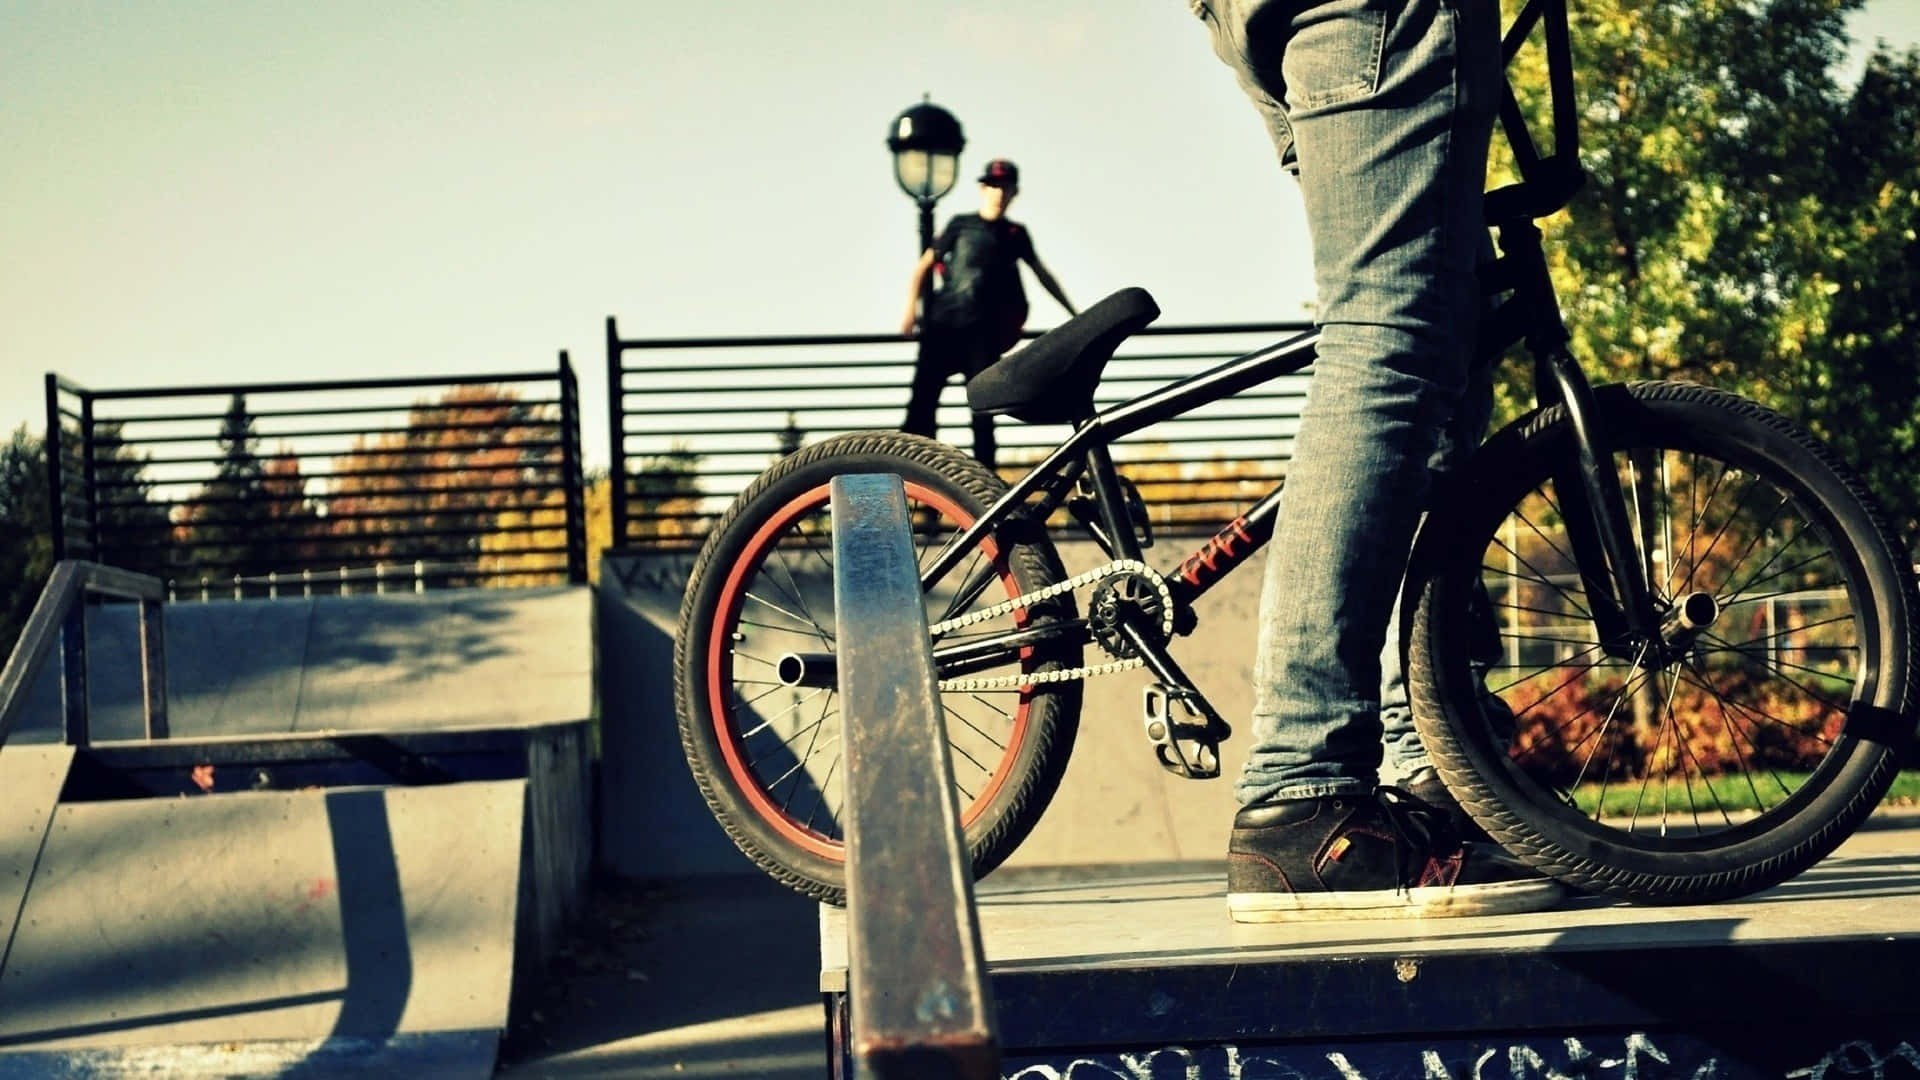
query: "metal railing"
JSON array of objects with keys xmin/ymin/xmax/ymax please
[
  {"xmin": 45, "ymin": 357, "xmax": 588, "ymax": 588},
  {"xmin": 832, "ymin": 474, "xmax": 998, "ymax": 1080},
  {"xmin": 0, "ymin": 561, "xmax": 169, "ymax": 751},
  {"xmin": 164, "ymin": 558, "xmax": 514, "ymax": 602},
  {"xmin": 605, "ymin": 315, "xmax": 1315, "ymax": 551}
]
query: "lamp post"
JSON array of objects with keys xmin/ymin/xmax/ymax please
[{"xmin": 887, "ymin": 98, "xmax": 966, "ymax": 263}]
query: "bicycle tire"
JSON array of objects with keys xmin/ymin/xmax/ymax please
[
  {"xmin": 1408, "ymin": 381, "xmax": 1917, "ymax": 902},
  {"xmin": 673, "ymin": 431, "xmax": 1082, "ymax": 904}
]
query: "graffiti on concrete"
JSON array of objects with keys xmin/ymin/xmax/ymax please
[
  {"xmin": 605, "ymin": 555, "xmax": 697, "ymax": 596},
  {"xmin": 1002, "ymin": 1034, "xmax": 1920, "ymax": 1080}
]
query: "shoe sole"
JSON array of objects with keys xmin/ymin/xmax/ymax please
[{"xmin": 1227, "ymin": 878, "xmax": 1566, "ymax": 922}]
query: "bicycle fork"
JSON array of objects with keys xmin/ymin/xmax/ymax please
[
  {"xmin": 1500, "ymin": 213, "xmax": 1670, "ymax": 660},
  {"xmin": 1536, "ymin": 345, "xmax": 1669, "ymax": 658}
]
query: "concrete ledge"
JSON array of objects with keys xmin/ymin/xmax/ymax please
[{"xmin": 0, "ymin": 717, "xmax": 593, "ymax": 1074}]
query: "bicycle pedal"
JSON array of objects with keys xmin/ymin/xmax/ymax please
[{"xmin": 1142, "ymin": 685, "xmax": 1226, "ymax": 780}]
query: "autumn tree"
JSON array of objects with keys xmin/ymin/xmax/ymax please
[
  {"xmin": 625, "ymin": 448, "xmax": 704, "ymax": 546},
  {"xmin": 326, "ymin": 386, "xmax": 564, "ymax": 582}
]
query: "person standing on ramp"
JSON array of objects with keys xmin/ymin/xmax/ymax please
[{"xmin": 899, "ymin": 158, "xmax": 1077, "ymax": 471}]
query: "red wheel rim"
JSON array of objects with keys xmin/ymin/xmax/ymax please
[{"xmin": 705, "ymin": 480, "xmax": 1035, "ymax": 860}]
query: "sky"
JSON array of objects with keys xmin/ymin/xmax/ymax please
[{"xmin": 5, "ymin": 1, "xmax": 1919, "ymax": 474}]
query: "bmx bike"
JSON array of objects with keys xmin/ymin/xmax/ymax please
[{"xmin": 671, "ymin": 0, "xmax": 1918, "ymax": 906}]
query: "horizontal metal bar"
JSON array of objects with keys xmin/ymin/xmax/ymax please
[
  {"xmin": 93, "ymin": 399, "xmax": 564, "ymax": 425},
  {"xmin": 615, "ymin": 350, "xmax": 1298, "ymax": 382},
  {"xmin": 82, "ymin": 371, "xmax": 561, "ymax": 401},
  {"xmin": 115, "ymin": 419, "xmax": 565, "ymax": 445},
  {"xmin": 103, "ymin": 481, "xmax": 567, "ymax": 507},
  {"xmin": 612, "ymin": 319, "xmax": 1311, "ymax": 352},
  {"xmin": 163, "ymin": 551, "xmax": 572, "ymax": 580},
  {"xmin": 129, "ymin": 441, "xmax": 568, "ymax": 467},
  {"xmin": 101, "ymin": 520, "xmax": 567, "ymax": 551},
  {"xmin": 92, "ymin": 465, "xmax": 567, "ymax": 489}
]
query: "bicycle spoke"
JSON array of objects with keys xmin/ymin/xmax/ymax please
[
  {"xmin": 1487, "ymin": 538, "xmax": 1595, "ymax": 621},
  {"xmin": 766, "ymin": 547, "xmax": 834, "ymax": 647},
  {"xmin": 938, "ymin": 547, "xmax": 999, "ymax": 625},
  {"xmin": 1502, "ymin": 648, "xmax": 1610, "ymax": 720},
  {"xmin": 1699, "ymin": 631, "xmax": 1853, "ymax": 719},
  {"xmin": 1512, "ymin": 496, "xmax": 1585, "ymax": 587},
  {"xmin": 1577, "ymin": 641, "xmax": 1654, "ymax": 806},
  {"xmin": 951, "ymin": 704, "xmax": 1013, "ymax": 749},
  {"xmin": 1702, "ymin": 488, "xmax": 1796, "ymax": 597},
  {"xmin": 779, "ymin": 694, "xmax": 835, "ymax": 815},
  {"xmin": 801, "ymin": 751, "xmax": 842, "ymax": 836},
  {"xmin": 1681, "ymin": 666, "xmax": 1799, "ymax": 803},
  {"xmin": 1716, "ymin": 521, "xmax": 1812, "ymax": 604},
  {"xmin": 739, "ymin": 679, "xmax": 806, "ymax": 713},
  {"xmin": 1675, "ymin": 457, "xmax": 1735, "ymax": 595},
  {"xmin": 1680, "ymin": 468, "xmax": 1765, "ymax": 596},
  {"xmin": 1676, "ymin": 656, "xmax": 1841, "ymax": 747},
  {"xmin": 744, "ymin": 589, "xmax": 831, "ymax": 645}
]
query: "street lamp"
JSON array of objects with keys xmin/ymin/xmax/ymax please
[{"xmin": 887, "ymin": 98, "xmax": 966, "ymax": 256}]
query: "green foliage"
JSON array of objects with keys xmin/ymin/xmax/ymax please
[
  {"xmin": 0, "ymin": 421, "xmax": 169, "ymax": 658},
  {"xmin": 91, "ymin": 421, "xmax": 174, "ymax": 580},
  {"xmin": 1497, "ymin": 0, "xmax": 1920, "ymax": 551},
  {"xmin": 176, "ymin": 394, "xmax": 318, "ymax": 581},
  {"xmin": 0, "ymin": 425, "xmax": 53, "ymax": 661}
]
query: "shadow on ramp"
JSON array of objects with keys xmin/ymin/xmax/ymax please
[{"xmin": 0, "ymin": 753, "xmax": 522, "ymax": 1079}]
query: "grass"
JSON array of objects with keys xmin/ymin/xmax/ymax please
[{"xmin": 1564, "ymin": 769, "xmax": 1920, "ymax": 818}]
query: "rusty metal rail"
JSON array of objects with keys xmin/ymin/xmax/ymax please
[{"xmin": 830, "ymin": 473, "xmax": 998, "ymax": 1080}]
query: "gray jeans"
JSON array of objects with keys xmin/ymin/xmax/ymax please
[{"xmin": 1194, "ymin": 0, "xmax": 1503, "ymax": 804}]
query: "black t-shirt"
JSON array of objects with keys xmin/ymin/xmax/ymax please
[{"xmin": 926, "ymin": 213, "xmax": 1033, "ymax": 330}]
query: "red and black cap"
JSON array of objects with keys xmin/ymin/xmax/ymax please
[{"xmin": 978, "ymin": 158, "xmax": 1019, "ymax": 187}]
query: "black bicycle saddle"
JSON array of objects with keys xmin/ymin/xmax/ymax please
[{"xmin": 967, "ymin": 286, "xmax": 1160, "ymax": 424}]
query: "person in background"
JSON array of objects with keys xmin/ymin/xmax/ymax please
[{"xmin": 900, "ymin": 158, "xmax": 1076, "ymax": 470}]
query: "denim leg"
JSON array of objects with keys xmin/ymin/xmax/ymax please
[
  {"xmin": 1378, "ymin": 332, "xmax": 1494, "ymax": 781},
  {"xmin": 1197, "ymin": 0, "xmax": 1500, "ymax": 806}
]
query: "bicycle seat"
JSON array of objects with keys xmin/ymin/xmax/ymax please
[{"xmin": 968, "ymin": 286, "xmax": 1160, "ymax": 424}]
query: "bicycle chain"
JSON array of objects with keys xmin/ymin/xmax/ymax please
[{"xmin": 931, "ymin": 559, "xmax": 1174, "ymax": 692}]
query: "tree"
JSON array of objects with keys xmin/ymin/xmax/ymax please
[
  {"xmin": 174, "ymin": 394, "xmax": 317, "ymax": 583},
  {"xmin": 326, "ymin": 386, "xmax": 563, "ymax": 582},
  {"xmin": 0, "ymin": 425, "xmax": 53, "ymax": 661},
  {"xmin": 625, "ymin": 448, "xmax": 704, "ymax": 547},
  {"xmin": 1794, "ymin": 49, "xmax": 1920, "ymax": 549},
  {"xmin": 89, "ymin": 421, "xmax": 175, "ymax": 580},
  {"xmin": 1496, "ymin": 0, "xmax": 1920, "ymax": 550}
]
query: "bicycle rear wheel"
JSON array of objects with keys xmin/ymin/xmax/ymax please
[
  {"xmin": 673, "ymin": 432, "xmax": 1082, "ymax": 904},
  {"xmin": 1409, "ymin": 381, "xmax": 1917, "ymax": 902}
]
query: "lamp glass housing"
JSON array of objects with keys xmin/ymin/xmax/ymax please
[{"xmin": 893, "ymin": 149, "xmax": 959, "ymax": 202}]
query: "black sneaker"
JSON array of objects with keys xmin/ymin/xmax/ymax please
[
  {"xmin": 1226, "ymin": 788, "xmax": 1563, "ymax": 921},
  {"xmin": 1404, "ymin": 769, "xmax": 1493, "ymax": 845}
]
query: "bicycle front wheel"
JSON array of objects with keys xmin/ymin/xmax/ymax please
[
  {"xmin": 673, "ymin": 432, "xmax": 1082, "ymax": 904},
  {"xmin": 1409, "ymin": 381, "xmax": 1917, "ymax": 902}
]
